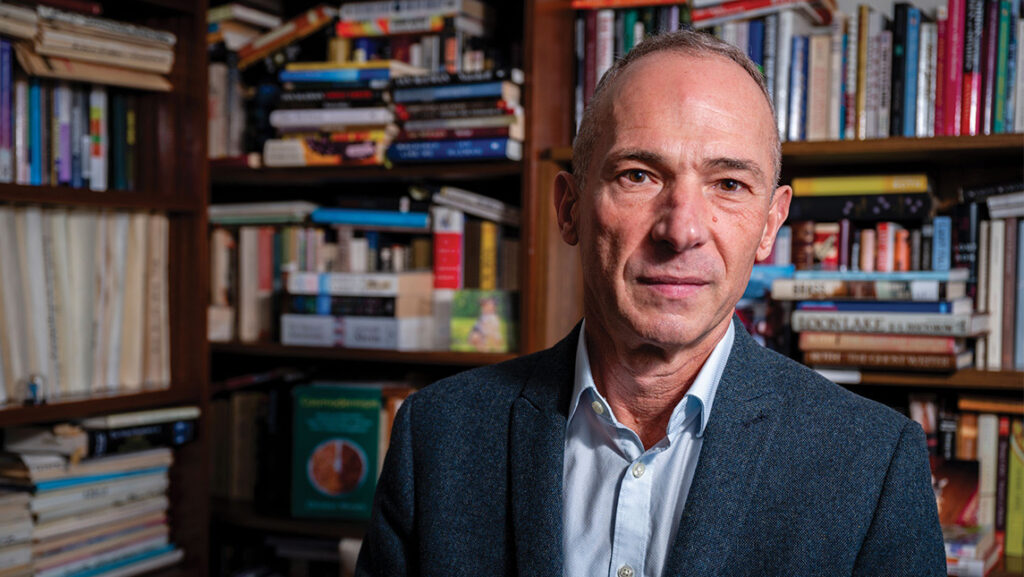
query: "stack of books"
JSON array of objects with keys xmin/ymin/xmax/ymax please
[
  {"xmin": 387, "ymin": 69, "xmax": 525, "ymax": 163},
  {"xmin": 0, "ymin": 490, "xmax": 30, "ymax": 577},
  {"xmin": 0, "ymin": 407, "xmax": 200, "ymax": 577},
  {"xmin": 335, "ymin": 0, "xmax": 494, "ymax": 74},
  {"xmin": 777, "ymin": 268, "xmax": 984, "ymax": 374},
  {"xmin": 207, "ymin": 2, "xmax": 282, "ymax": 160},
  {"xmin": 262, "ymin": 60, "xmax": 424, "ymax": 167}
]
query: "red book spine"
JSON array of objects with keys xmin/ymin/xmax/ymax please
[
  {"xmin": 960, "ymin": 0, "xmax": 985, "ymax": 135},
  {"xmin": 934, "ymin": 7, "xmax": 948, "ymax": 135},
  {"xmin": 945, "ymin": 0, "xmax": 966, "ymax": 135}
]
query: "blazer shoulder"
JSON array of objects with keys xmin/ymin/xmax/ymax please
[{"xmin": 406, "ymin": 347, "xmax": 550, "ymax": 412}]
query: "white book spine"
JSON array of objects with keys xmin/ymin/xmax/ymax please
[
  {"xmin": 828, "ymin": 14, "xmax": 845, "ymax": 141},
  {"xmin": 844, "ymin": 8, "xmax": 859, "ymax": 140},
  {"xmin": 88, "ymin": 86, "xmax": 107, "ymax": 192},
  {"xmin": 67, "ymin": 210, "xmax": 97, "ymax": 395},
  {"xmin": 986, "ymin": 219, "xmax": 1005, "ymax": 370},
  {"xmin": 790, "ymin": 311, "xmax": 983, "ymax": 336},
  {"xmin": 104, "ymin": 213, "xmax": 129, "ymax": 390},
  {"xmin": 268, "ymin": 107, "xmax": 394, "ymax": 130},
  {"xmin": 595, "ymin": 10, "xmax": 615, "ymax": 85},
  {"xmin": 916, "ymin": 23, "xmax": 935, "ymax": 137},
  {"xmin": 20, "ymin": 207, "xmax": 51, "ymax": 400},
  {"xmin": 0, "ymin": 208, "xmax": 26, "ymax": 398},
  {"xmin": 775, "ymin": 10, "xmax": 795, "ymax": 140},
  {"xmin": 13, "ymin": 74, "xmax": 27, "ymax": 184},
  {"xmin": 977, "ymin": 413, "xmax": 999, "ymax": 527}
]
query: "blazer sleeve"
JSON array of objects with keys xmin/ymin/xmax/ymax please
[
  {"xmin": 356, "ymin": 398, "xmax": 418, "ymax": 577},
  {"xmin": 852, "ymin": 419, "xmax": 946, "ymax": 576}
]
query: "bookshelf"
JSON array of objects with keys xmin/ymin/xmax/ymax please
[{"xmin": 0, "ymin": 0, "xmax": 211, "ymax": 575}]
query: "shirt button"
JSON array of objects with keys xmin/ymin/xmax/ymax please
[
  {"xmin": 591, "ymin": 400, "xmax": 605, "ymax": 415},
  {"xmin": 632, "ymin": 462, "xmax": 645, "ymax": 479},
  {"xmin": 617, "ymin": 565, "xmax": 635, "ymax": 577}
]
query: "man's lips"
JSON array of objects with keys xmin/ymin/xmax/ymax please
[{"xmin": 636, "ymin": 275, "xmax": 710, "ymax": 298}]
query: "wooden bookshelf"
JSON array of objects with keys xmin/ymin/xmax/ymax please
[
  {"xmin": 212, "ymin": 499, "xmax": 369, "ymax": 541},
  {"xmin": 209, "ymin": 342, "xmax": 516, "ymax": 367},
  {"xmin": 209, "ymin": 162, "xmax": 523, "ymax": 186},
  {"xmin": 856, "ymin": 369, "xmax": 1024, "ymax": 390},
  {"xmin": 0, "ymin": 183, "xmax": 201, "ymax": 212},
  {"xmin": 0, "ymin": 387, "xmax": 199, "ymax": 428}
]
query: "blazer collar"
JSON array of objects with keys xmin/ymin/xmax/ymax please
[{"xmin": 662, "ymin": 318, "xmax": 782, "ymax": 576}]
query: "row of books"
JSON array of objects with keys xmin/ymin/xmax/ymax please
[
  {"xmin": 0, "ymin": 2, "xmax": 175, "ymax": 92},
  {"xmin": 0, "ymin": 406, "xmax": 200, "ymax": 577},
  {"xmin": 0, "ymin": 206, "xmax": 171, "ymax": 406},
  {"xmin": 0, "ymin": 69, "xmax": 134, "ymax": 191},
  {"xmin": 211, "ymin": 379, "xmax": 408, "ymax": 520},
  {"xmin": 573, "ymin": 0, "xmax": 1023, "ymax": 140},
  {"xmin": 906, "ymin": 395, "xmax": 1024, "ymax": 571},
  {"xmin": 208, "ymin": 189, "xmax": 520, "ymax": 352}
]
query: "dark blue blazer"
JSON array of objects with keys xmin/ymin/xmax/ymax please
[{"xmin": 356, "ymin": 319, "xmax": 946, "ymax": 576}]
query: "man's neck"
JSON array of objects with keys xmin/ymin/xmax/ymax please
[{"xmin": 584, "ymin": 321, "xmax": 729, "ymax": 450}]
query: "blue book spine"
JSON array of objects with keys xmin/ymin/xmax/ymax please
[
  {"xmin": 0, "ymin": 39, "xmax": 11, "ymax": 183},
  {"xmin": 393, "ymin": 81, "xmax": 511, "ymax": 103},
  {"xmin": 279, "ymin": 67, "xmax": 390, "ymax": 83},
  {"xmin": 903, "ymin": 7, "xmax": 921, "ymax": 137},
  {"xmin": 793, "ymin": 269, "xmax": 968, "ymax": 281},
  {"xmin": 839, "ymin": 32, "xmax": 848, "ymax": 141},
  {"xmin": 748, "ymin": 19, "xmax": 765, "ymax": 70},
  {"xmin": 932, "ymin": 215, "xmax": 953, "ymax": 271},
  {"xmin": 67, "ymin": 545, "xmax": 176, "ymax": 577},
  {"xmin": 387, "ymin": 137, "xmax": 521, "ymax": 162},
  {"xmin": 310, "ymin": 208, "xmax": 430, "ymax": 229},
  {"xmin": 70, "ymin": 88, "xmax": 82, "ymax": 188},
  {"xmin": 796, "ymin": 299, "xmax": 965, "ymax": 313},
  {"xmin": 29, "ymin": 79, "xmax": 40, "ymax": 186},
  {"xmin": 33, "ymin": 466, "xmax": 169, "ymax": 493}
]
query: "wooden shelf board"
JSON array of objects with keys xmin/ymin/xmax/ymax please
[
  {"xmin": 543, "ymin": 134, "xmax": 1024, "ymax": 167},
  {"xmin": 209, "ymin": 162, "xmax": 522, "ymax": 186},
  {"xmin": 209, "ymin": 342, "xmax": 516, "ymax": 366},
  {"xmin": 854, "ymin": 369, "xmax": 1023, "ymax": 390},
  {"xmin": 0, "ymin": 184, "xmax": 200, "ymax": 212},
  {"xmin": 212, "ymin": 499, "xmax": 368, "ymax": 540},
  {"xmin": 0, "ymin": 387, "xmax": 199, "ymax": 427}
]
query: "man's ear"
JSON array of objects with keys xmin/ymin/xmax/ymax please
[
  {"xmin": 756, "ymin": 184, "xmax": 792, "ymax": 262},
  {"xmin": 554, "ymin": 171, "xmax": 580, "ymax": 246}
]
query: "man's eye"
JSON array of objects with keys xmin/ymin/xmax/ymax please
[
  {"xmin": 622, "ymin": 170, "xmax": 649, "ymax": 184},
  {"xmin": 719, "ymin": 179, "xmax": 745, "ymax": 192}
]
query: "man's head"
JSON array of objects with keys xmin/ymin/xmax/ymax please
[{"xmin": 553, "ymin": 30, "xmax": 791, "ymax": 357}]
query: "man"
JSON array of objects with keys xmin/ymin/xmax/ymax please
[{"xmin": 357, "ymin": 30, "xmax": 945, "ymax": 577}]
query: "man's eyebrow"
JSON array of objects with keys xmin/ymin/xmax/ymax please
[
  {"xmin": 601, "ymin": 148, "xmax": 667, "ymax": 169},
  {"xmin": 703, "ymin": 157, "xmax": 767, "ymax": 183}
]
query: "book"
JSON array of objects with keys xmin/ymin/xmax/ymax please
[
  {"xmin": 309, "ymin": 208, "xmax": 429, "ymax": 230},
  {"xmin": 789, "ymin": 310, "xmax": 988, "ymax": 336},
  {"xmin": 286, "ymin": 271, "xmax": 433, "ymax": 298},
  {"xmin": 0, "ymin": 448, "xmax": 172, "ymax": 484},
  {"xmin": 77, "ymin": 406, "xmax": 200, "ymax": 430},
  {"xmin": 786, "ymin": 192, "xmax": 935, "ymax": 221},
  {"xmin": 291, "ymin": 384, "xmax": 382, "ymax": 519},
  {"xmin": 12, "ymin": 43, "xmax": 171, "ymax": 92},
  {"xmin": 790, "ymin": 173, "xmax": 930, "ymax": 196},
  {"xmin": 283, "ymin": 294, "xmax": 432, "ymax": 318},
  {"xmin": 772, "ymin": 275, "xmax": 967, "ymax": 301},
  {"xmin": 958, "ymin": 396, "xmax": 1024, "ymax": 415},
  {"xmin": 392, "ymin": 80, "xmax": 520, "ymax": 104},
  {"xmin": 336, "ymin": 14, "xmax": 486, "ymax": 38},
  {"xmin": 208, "ymin": 201, "xmax": 319, "ymax": 225},
  {"xmin": 791, "ymin": 268, "xmax": 970, "ymax": 281},
  {"xmin": 1006, "ymin": 418, "xmax": 1023, "ymax": 556},
  {"xmin": 798, "ymin": 332, "xmax": 964, "ymax": 353},
  {"xmin": 339, "ymin": 0, "xmax": 488, "ymax": 21},
  {"xmin": 280, "ymin": 314, "xmax": 434, "ymax": 350},
  {"xmin": 691, "ymin": 0, "xmax": 836, "ymax": 29},
  {"xmin": 262, "ymin": 137, "xmax": 386, "ymax": 168},
  {"xmin": 268, "ymin": 107, "xmax": 395, "ymax": 131},
  {"xmin": 803, "ymin": 349, "xmax": 972, "ymax": 371},
  {"xmin": 386, "ymin": 137, "xmax": 522, "ymax": 162},
  {"xmin": 415, "ymin": 184, "xmax": 521, "ymax": 226},
  {"xmin": 207, "ymin": 3, "xmax": 281, "ymax": 29},
  {"xmin": 795, "ymin": 297, "xmax": 973, "ymax": 314},
  {"xmin": 237, "ymin": 5, "xmax": 337, "ymax": 70}
]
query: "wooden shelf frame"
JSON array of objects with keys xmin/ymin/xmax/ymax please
[
  {"xmin": 0, "ymin": 183, "xmax": 201, "ymax": 212},
  {"xmin": 209, "ymin": 161, "xmax": 522, "ymax": 186},
  {"xmin": 855, "ymin": 369, "xmax": 1023, "ymax": 390},
  {"xmin": 0, "ymin": 387, "xmax": 199, "ymax": 427},
  {"xmin": 209, "ymin": 342, "xmax": 516, "ymax": 367},
  {"xmin": 212, "ymin": 498, "xmax": 369, "ymax": 541}
]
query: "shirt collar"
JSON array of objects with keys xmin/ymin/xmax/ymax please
[{"xmin": 566, "ymin": 319, "xmax": 735, "ymax": 439}]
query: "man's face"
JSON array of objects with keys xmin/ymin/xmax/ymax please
[{"xmin": 556, "ymin": 52, "xmax": 791, "ymax": 354}]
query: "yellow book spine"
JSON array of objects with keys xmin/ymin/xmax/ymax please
[
  {"xmin": 791, "ymin": 174, "xmax": 930, "ymax": 196},
  {"xmin": 479, "ymin": 221, "xmax": 499, "ymax": 291},
  {"xmin": 1007, "ymin": 418, "xmax": 1024, "ymax": 557}
]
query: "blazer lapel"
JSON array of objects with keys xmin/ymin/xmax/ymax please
[
  {"xmin": 508, "ymin": 324, "xmax": 579, "ymax": 577},
  {"xmin": 662, "ymin": 321, "xmax": 782, "ymax": 577}
]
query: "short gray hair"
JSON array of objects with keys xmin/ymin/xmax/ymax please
[{"xmin": 572, "ymin": 30, "xmax": 781, "ymax": 192}]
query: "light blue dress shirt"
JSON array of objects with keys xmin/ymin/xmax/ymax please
[{"xmin": 562, "ymin": 320, "xmax": 734, "ymax": 577}]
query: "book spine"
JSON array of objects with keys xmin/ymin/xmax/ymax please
[
  {"xmin": 1014, "ymin": 20, "xmax": 1023, "ymax": 133},
  {"xmin": 979, "ymin": 0, "xmax": 1000, "ymax": 133},
  {"xmin": 961, "ymin": 0, "xmax": 984, "ymax": 134},
  {"xmin": 996, "ymin": 415, "xmax": 1010, "ymax": 538},
  {"xmin": 432, "ymin": 206, "xmax": 464, "ymax": 290},
  {"xmin": 917, "ymin": 22, "xmax": 936, "ymax": 137},
  {"xmin": 399, "ymin": 100, "xmax": 517, "ymax": 121},
  {"xmin": 764, "ymin": 13, "xmax": 778, "ymax": 108},
  {"xmin": 1017, "ymin": 221, "xmax": 1024, "ymax": 370},
  {"xmin": 595, "ymin": 9, "xmax": 615, "ymax": 86},
  {"xmin": 932, "ymin": 215, "xmax": 953, "ymax": 271},
  {"xmin": 478, "ymin": 220, "xmax": 499, "ymax": 290},
  {"xmin": 798, "ymin": 331, "xmax": 961, "ymax": 353},
  {"xmin": 13, "ymin": 74, "xmax": 27, "ymax": 185},
  {"xmin": 790, "ymin": 310, "xmax": 980, "ymax": 335},
  {"xmin": 992, "ymin": 0, "xmax": 1011, "ymax": 132},
  {"xmin": 1007, "ymin": 418, "xmax": 1024, "ymax": 557},
  {"xmin": 788, "ymin": 35, "xmax": 808, "ymax": 142},
  {"xmin": 877, "ymin": 29, "xmax": 892, "ymax": 138},
  {"xmin": 1001, "ymin": 217, "xmax": 1017, "ymax": 370},
  {"xmin": 284, "ymin": 295, "xmax": 399, "ymax": 317},
  {"xmin": 787, "ymin": 192, "xmax": 934, "ymax": 221},
  {"xmin": 806, "ymin": 34, "xmax": 830, "ymax": 142},
  {"xmin": 280, "ymin": 314, "xmax": 431, "ymax": 350},
  {"xmin": 393, "ymin": 81, "xmax": 512, "ymax": 103},
  {"xmin": 88, "ymin": 420, "xmax": 197, "ymax": 457},
  {"xmin": 771, "ymin": 278, "xmax": 960, "ymax": 301},
  {"xmin": 386, "ymin": 138, "xmax": 521, "ymax": 162},
  {"xmin": 776, "ymin": 10, "xmax": 794, "ymax": 140},
  {"xmin": 0, "ymin": 39, "xmax": 10, "ymax": 184},
  {"xmin": 583, "ymin": 11, "xmax": 597, "ymax": 107},
  {"xmin": 803, "ymin": 350, "xmax": 962, "ymax": 370},
  {"xmin": 890, "ymin": 4, "xmax": 909, "ymax": 137},
  {"xmin": 934, "ymin": 6, "xmax": 949, "ymax": 135},
  {"xmin": 986, "ymin": 218, "xmax": 1005, "ymax": 369},
  {"xmin": 88, "ymin": 86, "xmax": 107, "ymax": 192},
  {"xmin": 29, "ymin": 79, "xmax": 41, "ymax": 185},
  {"xmin": 946, "ymin": 0, "xmax": 966, "ymax": 135},
  {"xmin": 397, "ymin": 126, "xmax": 514, "ymax": 141},
  {"xmin": 795, "ymin": 298, "xmax": 969, "ymax": 313},
  {"xmin": 828, "ymin": 14, "xmax": 844, "ymax": 141},
  {"xmin": 903, "ymin": 7, "xmax": 921, "ymax": 137}
]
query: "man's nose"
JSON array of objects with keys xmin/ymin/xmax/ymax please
[{"xmin": 649, "ymin": 179, "xmax": 711, "ymax": 252}]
